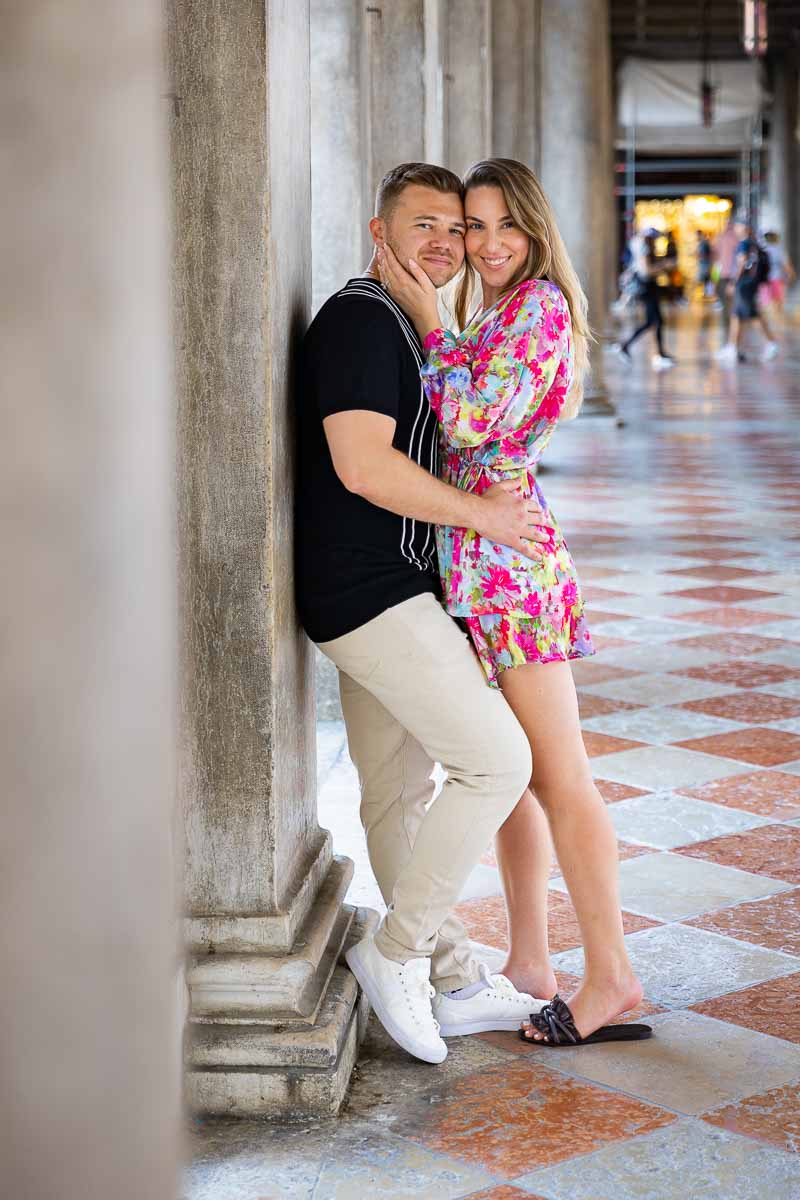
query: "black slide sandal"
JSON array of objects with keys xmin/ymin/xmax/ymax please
[{"xmin": 518, "ymin": 994, "xmax": 652, "ymax": 1047}]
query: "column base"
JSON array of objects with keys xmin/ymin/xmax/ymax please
[{"xmin": 185, "ymin": 906, "xmax": 378, "ymax": 1118}]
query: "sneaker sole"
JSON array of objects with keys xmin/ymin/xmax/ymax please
[
  {"xmin": 345, "ymin": 943, "xmax": 447, "ymax": 1065},
  {"xmin": 437, "ymin": 1017, "xmax": 526, "ymax": 1036}
]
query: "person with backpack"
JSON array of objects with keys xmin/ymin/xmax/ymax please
[
  {"xmin": 715, "ymin": 218, "xmax": 778, "ymax": 364},
  {"xmin": 611, "ymin": 228, "xmax": 674, "ymax": 370}
]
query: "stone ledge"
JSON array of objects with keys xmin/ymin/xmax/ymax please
[
  {"xmin": 187, "ymin": 961, "xmax": 362, "ymax": 1069},
  {"xmin": 186, "ymin": 856, "xmax": 355, "ymax": 1021},
  {"xmin": 185, "ymin": 909, "xmax": 377, "ymax": 1118},
  {"xmin": 184, "ymin": 831, "xmax": 334, "ymax": 954}
]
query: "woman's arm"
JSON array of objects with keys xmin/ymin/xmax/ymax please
[{"xmin": 421, "ymin": 281, "xmax": 572, "ymax": 449}]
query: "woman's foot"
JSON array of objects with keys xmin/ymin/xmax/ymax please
[
  {"xmin": 521, "ymin": 972, "xmax": 643, "ymax": 1042},
  {"xmin": 500, "ymin": 960, "xmax": 557, "ymax": 1002}
]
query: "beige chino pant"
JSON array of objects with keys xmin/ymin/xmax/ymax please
[{"xmin": 318, "ymin": 592, "xmax": 531, "ymax": 992}]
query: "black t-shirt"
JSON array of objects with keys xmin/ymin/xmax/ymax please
[{"xmin": 295, "ymin": 277, "xmax": 440, "ymax": 643}]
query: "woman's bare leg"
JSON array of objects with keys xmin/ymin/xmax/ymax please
[
  {"xmin": 494, "ymin": 789, "xmax": 557, "ymax": 999},
  {"xmin": 498, "ymin": 659, "xmax": 642, "ymax": 1040}
]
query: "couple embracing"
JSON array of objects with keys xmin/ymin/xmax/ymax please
[{"xmin": 296, "ymin": 158, "xmax": 650, "ymax": 1063}]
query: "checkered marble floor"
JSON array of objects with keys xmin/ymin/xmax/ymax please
[{"xmin": 186, "ymin": 310, "xmax": 800, "ymax": 1197}]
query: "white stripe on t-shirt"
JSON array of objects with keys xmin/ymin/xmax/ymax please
[{"xmin": 342, "ymin": 281, "xmax": 436, "ymax": 572}]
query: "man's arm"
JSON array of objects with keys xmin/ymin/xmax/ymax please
[{"xmin": 324, "ymin": 410, "xmax": 549, "ymax": 560}]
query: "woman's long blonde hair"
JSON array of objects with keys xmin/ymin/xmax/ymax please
[{"xmin": 454, "ymin": 158, "xmax": 592, "ymax": 419}]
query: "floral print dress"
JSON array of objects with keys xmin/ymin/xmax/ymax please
[{"xmin": 421, "ymin": 277, "xmax": 594, "ymax": 686}]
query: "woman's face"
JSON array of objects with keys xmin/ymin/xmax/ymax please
[{"xmin": 464, "ymin": 185, "xmax": 530, "ymax": 292}]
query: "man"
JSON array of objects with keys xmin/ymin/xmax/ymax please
[
  {"xmin": 296, "ymin": 163, "xmax": 547, "ymax": 1064},
  {"xmin": 716, "ymin": 218, "xmax": 778, "ymax": 365}
]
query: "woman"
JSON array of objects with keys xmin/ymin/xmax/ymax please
[
  {"xmin": 761, "ymin": 230, "xmax": 796, "ymax": 313},
  {"xmin": 613, "ymin": 229, "xmax": 674, "ymax": 371},
  {"xmin": 378, "ymin": 158, "xmax": 648, "ymax": 1047}
]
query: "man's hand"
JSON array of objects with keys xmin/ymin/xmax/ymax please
[
  {"xmin": 476, "ymin": 480, "xmax": 552, "ymax": 561},
  {"xmin": 377, "ymin": 244, "xmax": 442, "ymax": 340}
]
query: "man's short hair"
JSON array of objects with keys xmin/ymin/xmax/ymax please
[{"xmin": 375, "ymin": 162, "xmax": 463, "ymax": 220}]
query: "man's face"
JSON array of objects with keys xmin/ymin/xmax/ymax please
[
  {"xmin": 734, "ymin": 221, "xmax": 749, "ymax": 240},
  {"xmin": 378, "ymin": 184, "xmax": 465, "ymax": 287}
]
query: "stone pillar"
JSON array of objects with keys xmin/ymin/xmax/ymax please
[
  {"xmin": 310, "ymin": 0, "xmax": 448, "ymax": 313},
  {"xmin": 538, "ymin": 0, "xmax": 617, "ymax": 415},
  {"xmin": 311, "ymin": 0, "xmax": 368, "ymax": 312},
  {"xmin": 364, "ymin": 0, "xmax": 447, "ymax": 185},
  {"xmin": 765, "ymin": 61, "xmax": 799, "ymax": 270},
  {"xmin": 445, "ymin": 0, "xmax": 492, "ymax": 175},
  {"xmin": 0, "ymin": 5, "xmax": 178, "ymax": 1198},
  {"xmin": 491, "ymin": 0, "xmax": 541, "ymax": 169},
  {"xmin": 169, "ymin": 0, "xmax": 373, "ymax": 1117}
]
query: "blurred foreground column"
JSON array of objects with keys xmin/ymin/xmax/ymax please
[
  {"xmin": 169, "ymin": 0, "xmax": 373, "ymax": 1117},
  {"xmin": 0, "ymin": 5, "xmax": 178, "ymax": 1199},
  {"xmin": 539, "ymin": 0, "xmax": 617, "ymax": 416}
]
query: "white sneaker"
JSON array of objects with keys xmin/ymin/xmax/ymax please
[
  {"xmin": 651, "ymin": 354, "xmax": 674, "ymax": 371},
  {"xmin": 715, "ymin": 343, "xmax": 737, "ymax": 363},
  {"xmin": 762, "ymin": 341, "xmax": 779, "ymax": 362},
  {"xmin": 433, "ymin": 964, "xmax": 547, "ymax": 1037},
  {"xmin": 345, "ymin": 935, "xmax": 447, "ymax": 1064}
]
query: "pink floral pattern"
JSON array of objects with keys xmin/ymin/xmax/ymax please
[{"xmin": 421, "ymin": 277, "xmax": 594, "ymax": 685}]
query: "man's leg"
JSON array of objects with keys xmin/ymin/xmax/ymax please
[
  {"xmin": 320, "ymin": 594, "xmax": 531, "ymax": 966},
  {"xmin": 338, "ymin": 669, "xmax": 480, "ymax": 992}
]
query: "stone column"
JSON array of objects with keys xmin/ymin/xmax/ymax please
[
  {"xmin": 310, "ymin": 0, "xmax": 448, "ymax": 313},
  {"xmin": 765, "ymin": 61, "xmax": 799, "ymax": 270},
  {"xmin": 169, "ymin": 0, "xmax": 373, "ymax": 1118},
  {"xmin": 445, "ymin": 0, "xmax": 492, "ymax": 175},
  {"xmin": 364, "ymin": 0, "xmax": 447, "ymax": 185},
  {"xmin": 311, "ymin": 0, "xmax": 368, "ymax": 312},
  {"xmin": 0, "ymin": 5, "xmax": 178, "ymax": 1198},
  {"xmin": 538, "ymin": 0, "xmax": 617, "ymax": 415},
  {"xmin": 491, "ymin": 0, "xmax": 541, "ymax": 169}
]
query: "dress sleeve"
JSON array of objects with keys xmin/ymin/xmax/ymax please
[{"xmin": 420, "ymin": 281, "xmax": 572, "ymax": 449}]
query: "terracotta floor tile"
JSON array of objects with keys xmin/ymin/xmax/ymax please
[
  {"xmin": 579, "ymin": 565, "xmax": 624, "ymax": 580},
  {"xmin": 703, "ymin": 1082, "xmax": 800, "ymax": 1155},
  {"xmin": 679, "ymin": 659, "xmax": 800, "ymax": 689},
  {"xmin": 586, "ymin": 608, "xmax": 639, "ymax": 623},
  {"xmin": 582, "ymin": 730, "xmax": 647, "ymax": 758},
  {"xmin": 454, "ymin": 890, "xmax": 658, "ymax": 957},
  {"xmin": 674, "ymin": 727, "xmax": 800, "ymax": 767},
  {"xmin": 581, "ymin": 585, "xmax": 638, "ymax": 603},
  {"xmin": 670, "ymin": 605, "xmax": 792, "ymax": 628},
  {"xmin": 595, "ymin": 778, "xmax": 652, "ymax": 802},
  {"xmin": 578, "ymin": 693, "xmax": 640, "ymax": 720},
  {"xmin": 591, "ymin": 634, "xmax": 636, "ymax": 652},
  {"xmin": 666, "ymin": 564, "xmax": 773, "ymax": 581},
  {"xmin": 393, "ymin": 1058, "xmax": 675, "ymax": 1177},
  {"xmin": 692, "ymin": 973, "xmax": 800, "ymax": 1043},
  {"xmin": 675, "ymin": 545, "xmax": 760, "ymax": 560},
  {"xmin": 571, "ymin": 660, "xmax": 640, "ymax": 685},
  {"xmin": 679, "ymin": 770, "xmax": 800, "ymax": 820},
  {"xmin": 674, "ymin": 633, "xmax": 792, "ymax": 658},
  {"xmin": 617, "ymin": 841, "xmax": 658, "ymax": 863},
  {"xmin": 685, "ymin": 889, "xmax": 800, "ymax": 957},
  {"xmin": 678, "ymin": 823, "xmax": 800, "ymax": 883},
  {"xmin": 670, "ymin": 585, "xmax": 781, "ymax": 604},
  {"xmin": 460, "ymin": 1187, "xmax": 542, "ymax": 1200},
  {"xmin": 679, "ymin": 692, "xmax": 800, "ymax": 724}
]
